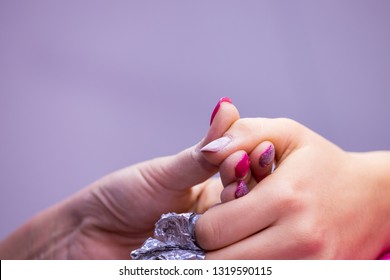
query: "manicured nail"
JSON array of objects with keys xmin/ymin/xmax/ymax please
[
  {"xmin": 235, "ymin": 153, "xmax": 250, "ymax": 178},
  {"xmin": 259, "ymin": 144, "xmax": 275, "ymax": 167},
  {"xmin": 210, "ymin": 97, "xmax": 232, "ymax": 126},
  {"xmin": 200, "ymin": 136, "xmax": 232, "ymax": 152},
  {"xmin": 235, "ymin": 179, "xmax": 249, "ymax": 199}
]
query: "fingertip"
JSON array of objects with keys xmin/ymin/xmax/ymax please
[
  {"xmin": 219, "ymin": 150, "xmax": 249, "ymax": 186},
  {"xmin": 235, "ymin": 153, "xmax": 250, "ymax": 178},
  {"xmin": 205, "ymin": 98, "xmax": 240, "ymax": 143},
  {"xmin": 235, "ymin": 179, "xmax": 249, "ymax": 199},
  {"xmin": 158, "ymin": 143, "xmax": 219, "ymax": 192},
  {"xmin": 220, "ymin": 183, "xmax": 237, "ymax": 203},
  {"xmin": 250, "ymin": 141, "xmax": 275, "ymax": 182},
  {"xmin": 259, "ymin": 143, "xmax": 275, "ymax": 168},
  {"xmin": 210, "ymin": 97, "xmax": 233, "ymax": 126},
  {"xmin": 195, "ymin": 212, "xmax": 217, "ymax": 250}
]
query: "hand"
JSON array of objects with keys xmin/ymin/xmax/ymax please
[
  {"xmin": 0, "ymin": 98, "xmax": 240, "ymax": 259},
  {"xmin": 197, "ymin": 116, "xmax": 390, "ymax": 259}
]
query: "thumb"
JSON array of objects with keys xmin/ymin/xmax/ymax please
[{"xmin": 140, "ymin": 98, "xmax": 240, "ymax": 191}]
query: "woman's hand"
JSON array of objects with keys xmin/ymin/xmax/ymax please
[{"xmin": 197, "ymin": 117, "xmax": 390, "ymax": 259}]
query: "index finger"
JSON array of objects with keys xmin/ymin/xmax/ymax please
[{"xmin": 195, "ymin": 176, "xmax": 280, "ymax": 250}]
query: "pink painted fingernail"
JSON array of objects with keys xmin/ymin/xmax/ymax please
[
  {"xmin": 210, "ymin": 97, "xmax": 232, "ymax": 126},
  {"xmin": 235, "ymin": 153, "xmax": 250, "ymax": 178},
  {"xmin": 259, "ymin": 144, "xmax": 275, "ymax": 167},
  {"xmin": 200, "ymin": 136, "xmax": 232, "ymax": 152},
  {"xmin": 235, "ymin": 179, "xmax": 249, "ymax": 199}
]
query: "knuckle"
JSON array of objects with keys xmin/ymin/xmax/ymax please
[
  {"xmin": 276, "ymin": 184, "xmax": 326, "ymax": 256},
  {"xmin": 276, "ymin": 117, "xmax": 300, "ymax": 128},
  {"xmin": 275, "ymin": 181, "xmax": 303, "ymax": 213},
  {"xmin": 276, "ymin": 117, "xmax": 305, "ymax": 136},
  {"xmin": 296, "ymin": 226, "xmax": 326, "ymax": 257},
  {"xmin": 230, "ymin": 118, "xmax": 254, "ymax": 134}
]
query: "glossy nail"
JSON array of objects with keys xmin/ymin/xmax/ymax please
[
  {"xmin": 235, "ymin": 153, "xmax": 250, "ymax": 178},
  {"xmin": 235, "ymin": 179, "xmax": 249, "ymax": 199},
  {"xmin": 210, "ymin": 97, "xmax": 232, "ymax": 126},
  {"xmin": 201, "ymin": 136, "xmax": 232, "ymax": 152},
  {"xmin": 259, "ymin": 144, "xmax": 275, "ymax": 167}
]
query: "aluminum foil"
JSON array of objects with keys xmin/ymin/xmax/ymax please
[{"xmin": 131, "ymin": 212, "xmax": 205, "ymax": 260}]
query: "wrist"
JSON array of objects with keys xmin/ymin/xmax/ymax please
[
  {"xmin": 369, "ymin": 151, "xmax": 390, "ymax": 254},
  {"xmin": 351, "ymin": 151, "xmax": 390, "ymax": 256}
]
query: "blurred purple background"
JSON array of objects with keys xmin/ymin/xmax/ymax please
[{"xmin": 1, "ymin": 0, "xmax": 389, "ymax": 239}]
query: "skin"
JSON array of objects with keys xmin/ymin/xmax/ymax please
[
  {"xmin": 1, "ymin": 100, "xmax": 389, "ymax": 259},
  {"xmin": 198, "ymin": 108, "xmax": 390, "ymax": 259}
]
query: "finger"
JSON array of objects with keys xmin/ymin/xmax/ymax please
[
  {"xmin": 219, "ymin": 151, "xmax": 256, "ymax": 203},
  {"xmin": 219, "ymin": 182, "xmax": 238, "ymax": 203},
  {"xmin": 219, "ymin": 143, "xmax": 275, "ymax": 203},
  {"xmin": 192, "ymin": 178, "xmax": 223, "ymax": 214},
  {"xmin": 140, "ymin": 98, "xmax": 240, "ymax": 192},
  {"xmin": 250, "ymin": 141, "xmax": 275, "ymax": 182},
  {"xmin": 219, "ymin": 150, "xmax": 250, "ymax": 187},
  {"xmin": 203, "ymin": 97, "xmax": 240, "ymax": 144},
  {"xmin": 201, "ymin": 118, "xmax": 306, "ymax": 166},
  {"xmin": 205, "ymin": 224, "xmax": 315, "ymax": 259},
  {"xmin": 195, "ymin": 181, "xmax": 279, "ymax": 250},
  {"xmin": 205, "ymin": 227, "xmax": 280, "ymax": 259},
  {"xmin": 218, "ymin": 150, "xmax": 254, "ymax": 203},
  {"xmin": 220, "ymin": 176, "xmax": 257, "ymax": 203}
]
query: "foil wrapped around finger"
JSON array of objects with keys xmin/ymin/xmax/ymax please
[{"xmin": 130, "ymin": 212, "xmax": 205, "ymax": 260}]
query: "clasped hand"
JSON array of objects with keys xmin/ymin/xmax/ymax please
[{"xmin": 1, "ymin": 99, "xmax": 389, "ymax": 260}]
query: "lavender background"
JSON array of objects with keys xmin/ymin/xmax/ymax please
[{"xmin": 1, "ymin": 0, "xmax": 389, "ymax": 239}]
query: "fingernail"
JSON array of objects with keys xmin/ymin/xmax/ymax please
[
  {"xmin": 200, "ymin": 136, "xmax": 232, "ymax": 152},
  {"xmin": 259, "ymin": 144, "xmax": 275, "ymax": 167},
  {"xmin": 235, "ymin": 179, "xmax": 249, "ymax": 199},
  {"xmin": 235, "ymin": 153, "xmax": 250, "ymax": 178},
  {"xmin": 210, "ymin": 97, "xmax": 232, "ymax": 126}
]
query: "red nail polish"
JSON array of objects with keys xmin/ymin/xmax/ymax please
[
  {"xmin": 259, "ymin": 144, "xmax": 275, "ymax": 167},
  {"xmin": 235, "ymin": 179, "xmax": 249, "ymax": 199},
  {"xmin": 235, "ymin": 153, "xmax": 250, "ymax": 178},
  {"xmin": 210, "ymin": 97, "xmax": 232, "ymax": 126}
]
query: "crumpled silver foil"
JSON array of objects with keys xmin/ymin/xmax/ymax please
[{"xmin": 130, "ymin": 212, "xmax": 205, "ymax": 260}]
